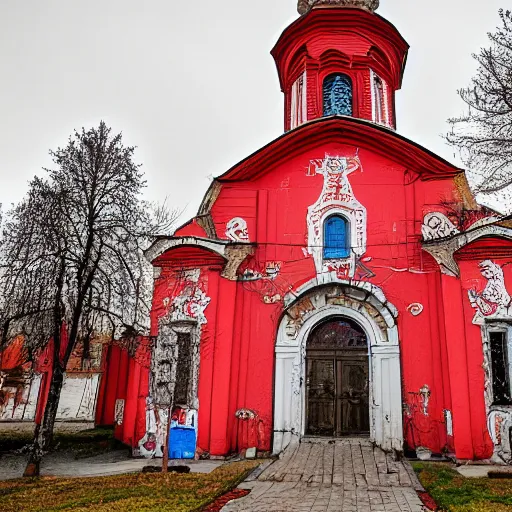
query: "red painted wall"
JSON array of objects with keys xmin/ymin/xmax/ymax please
[{"xmin": 142, "ymin": 136, "xmax": 484, "ymax": 459}]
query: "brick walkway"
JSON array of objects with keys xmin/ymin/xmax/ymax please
[{"xmin": 222, "ymin": 439, "xmax": 426, "ymax": 512}]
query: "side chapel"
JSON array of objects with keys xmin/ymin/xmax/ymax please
[{"xmin": 139, "ymin": 0, "xmax": 512, "ymax": 464}]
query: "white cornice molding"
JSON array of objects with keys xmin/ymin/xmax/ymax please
[{"xmin": 422, "ymin": 224, "xmax": 512, "ymax": 277}]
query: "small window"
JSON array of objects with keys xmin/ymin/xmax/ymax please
[
  {"xmin": 290, "ymin": 73, "xmax": 307, "ymax": 129},
  {"xmin": 490, "ymin": 330, "xmax": 512, "ymax": 405},
  {"xmin": 323, "ymin": 74, "xmax": 353, "ymax": 117},
  {"xmin": 373, "ymin": 75, "xmax": 385, "ymax": 124},
  {"xmin": 323, "ymin": 215, "xmax": 350, "ymax": 259}
]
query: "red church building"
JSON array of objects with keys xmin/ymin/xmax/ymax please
[{"xmin": 134, "ymin": 0, "xmax": 512, "ymax": 464}]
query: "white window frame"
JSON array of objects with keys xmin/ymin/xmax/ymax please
[
  {"xmin": 370, "ymin": 69, "xmax": 389, "ymax": 127},
  {"xmin": 290, "ymin": 72, "xmax": 307, "ymax": 130}
]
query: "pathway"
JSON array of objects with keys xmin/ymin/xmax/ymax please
[{"xmin": 223, "ymin": 438, "xmax": 426, "ymax": 512}]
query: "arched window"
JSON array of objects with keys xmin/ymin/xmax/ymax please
[
  {"xmin": 372, "ymin": 72, "xmax": 387, "ymax": 125},
  {"xmin": 323, "ymin": 74, "xmax": 353, "ymax": 117},
  {"xmin": 323, "ymin": 215, "xmax": 350, "ymax": 259}
]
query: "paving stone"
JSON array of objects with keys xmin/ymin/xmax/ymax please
[{"xmin": 222, "ymin": 439, "xmax": 425, "ymax": 512}]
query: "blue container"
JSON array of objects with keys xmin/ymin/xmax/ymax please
[{"xmin": 169, "ymin": 426, "xmax": 196, "ymax": 459}]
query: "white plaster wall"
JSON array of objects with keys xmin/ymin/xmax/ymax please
[
  {"xmin": 56, "ymin": 374, "xmax": 100, "ymax": 421},
  {"xmin": 0, "ymin": 374, "xmax": 42, "ymax": 421}
]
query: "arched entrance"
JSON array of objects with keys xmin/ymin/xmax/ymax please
[
  {"xmin": 273, "ymin": 280, "xmax": 402, "ymax": 455},
  {"xmin": 305, "ymin": 317, "xmax": 369, "ymax": 437}
]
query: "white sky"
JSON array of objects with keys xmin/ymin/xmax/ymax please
[{"xmin": 0, "ymin": 0, "xmax": 505, "ymax": 220}]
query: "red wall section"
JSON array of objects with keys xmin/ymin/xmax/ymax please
[{"xmin": 142, "ymin": 137, "xmax": 491, "ymax": 460}]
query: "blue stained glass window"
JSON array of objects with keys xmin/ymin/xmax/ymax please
[
  {"xmin": 323, "ymin": 216, "xmax": 350, "ymax": 259},
  {"xmin": 323, "ymin": 74, "xmax": 353, "ymax": 117}
]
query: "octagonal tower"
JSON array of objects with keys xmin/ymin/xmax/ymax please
[{"xmin": 273, "ymin": 1, "xmax": 408, "ymax": 131}]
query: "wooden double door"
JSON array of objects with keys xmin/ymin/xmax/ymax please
[{"xmin": 305, "ymin": 319, "xmax": 370, "ymax": 437}]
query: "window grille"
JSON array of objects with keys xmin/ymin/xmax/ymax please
[
  {"xmin": 323, "ymin": 74, "xmax": 353, "ymax": 117},
  {"xmin": 323, "ymin": 216, "xmax": 350, "ymax": 259}
]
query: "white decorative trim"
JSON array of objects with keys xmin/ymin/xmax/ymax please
[
  {"xmin": 422, "ymin": 224, "xmax": 512, "ymax": 277},
  {"xmin": 145, "ymin": 237, "xmax": 230, "ymax": 264},
  {"xmin": 469, "ymin": 260, "xmax": 512, "ymax": 325},
  {"xmin": 273, "ymin": 282, "xmax": 403, "ymax": 455},
  {"xmin": 370, "ymin": 69, "xmax": 390, "ymax": 128},
  {"xmin": 306, "ymin": 156, "xmax": 367, "ymax": 279},
  {"xmin": 226, "ymin": 218, "xmax": 250, "ymax": 242},
  {"xmin": 407, "ymin": 303, "xmax": 424, "ymax": 316},
  {"xmin": 422, "ymin": 212, "xmax": 459, "ymax": 241}
]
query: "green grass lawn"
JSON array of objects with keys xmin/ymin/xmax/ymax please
[
  {"xmin": 0, "ymin": 427, "xmax": 123, "ymax": 457},
  {"xmin": 0, "ymin": 460, "xmax": 260, "ymax": 512},
  {"xmin": 414, "ymin": 462, "xmax": 512, "ymax": 512}
]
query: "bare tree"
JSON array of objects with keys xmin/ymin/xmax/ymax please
[
  {"xmin": 0, "ymin": 122, "xmax": 177, "ymax": 476},
  {"xmin": 447, "ymin": 9, "xmax": 512, "ymax": 206}
]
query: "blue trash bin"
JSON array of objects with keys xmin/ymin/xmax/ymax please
[{"xmin": 169, "ymin": 426, "xmax": 196, "ymax": 459}]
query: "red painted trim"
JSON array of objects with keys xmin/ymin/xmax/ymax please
[
  {"xmin": 272, "ymin": 8, "xmax": 409, "ymax": 91},
  {"xmin": 214, "ymin": 117, "xmax": 462, "ymax": 184}
]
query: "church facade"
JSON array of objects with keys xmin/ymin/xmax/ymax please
[{"xmin": 139, "ymin": 0, "xmax": 512, "ymax": 464}]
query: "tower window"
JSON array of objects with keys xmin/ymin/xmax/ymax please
[
  {"xmin": 323, "ymin": 215, "xmax": 350, "ymax": 259},
  {"xmin": 371, "ymin": 71, "xmax": 389, "ymax": 126},
  {"xmin": 323, "ymin": 74, "xmax": 353, "ymax": 117},
  {"xmin": 290, "ymin": 73, "xmax": 307, "ymax": 129}
]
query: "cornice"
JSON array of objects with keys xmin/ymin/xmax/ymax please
[{"xmin": 213, "ymin": 116, "xmax": 462, "ymax": 184}]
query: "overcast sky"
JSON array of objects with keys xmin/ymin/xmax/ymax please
[{"xmin": 0, "ymin": 0, "xmax": 505, "ymax": 220}]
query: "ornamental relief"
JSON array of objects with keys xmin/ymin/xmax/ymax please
[
  {"xmin": 422, "ymin": 212, "xmax": 460, "ymax": 241},
  {"xmin": 306, "ymin": 155, "xmax": 367, "ymax": 279},
  {"xmin": 283, "ymin": 285, "xmax": 389, "ymax": 341},
  {"xmin": 468, "ymin": 260, "xmax": 511, "ymax": 325}
]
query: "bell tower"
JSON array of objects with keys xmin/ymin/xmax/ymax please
[{"xmin": 272, "ymin": 0, "xmax": 408, "ymax": 131}]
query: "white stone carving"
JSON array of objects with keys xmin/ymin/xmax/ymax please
[
  {"xmin": 407, "ymin": 303, "xmax": 424, "ymax": 316},
  {"xmin": 166, "ymin": 269, "xmax": 211, "ymax": 326},
  {"xmin": 226, "ymin": 217, "xmax": 250, "ymax": 242},
  {"xmin": 468, "ymin": 260, "xmax": 512, "ymax": 325},
  {"xmin": 306, "ymin": 155, "xmax": 367, "ymax": 279},
  {"xmin": 422, "ymin": 212, "xmax": 460, "ymax": 241},
  {"xmin": 273, "ymin": 282, "xmax": 403, "ymax": 456}
]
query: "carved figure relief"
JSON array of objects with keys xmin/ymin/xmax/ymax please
[
  {"xmin": 306, "ymin": 155, "xmax": 367, "ymax": 278},
  {"xmin": 422, "ymin": 212, "xmax": 460, "ymax": 241},
  {"xmin": 226, "ymin": 217, "xmax": 250, "ymax": 242},
  {"xmin": 468, "ymin": 260, "xmax": 511, "ymax": 324},
  {"xmin": 164, "ymin": 269, "xmax": 211, "ymax": 326}
]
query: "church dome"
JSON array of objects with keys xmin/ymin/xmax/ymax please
[{"xmin": 298, "ymin": 0, "xmax": 379, "ymax": 15}]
